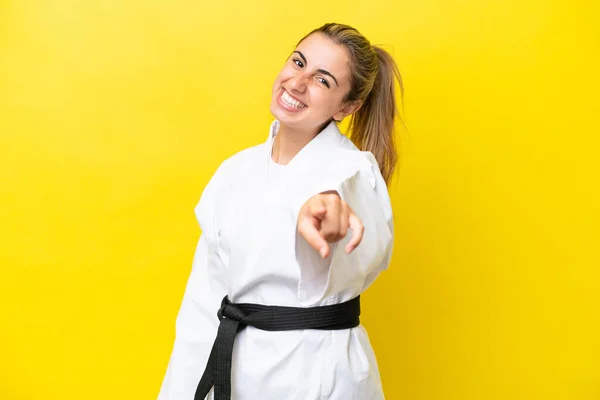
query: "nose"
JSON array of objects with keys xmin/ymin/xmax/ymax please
[{"xmin": 287, "ymin": 71, "xmax": 308, "ymax": 94}]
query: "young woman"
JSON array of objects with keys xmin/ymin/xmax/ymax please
[{"xmin": 158, "ymin": 22, "xmax": 404, "ymax": 400}]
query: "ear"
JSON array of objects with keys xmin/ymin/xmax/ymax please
[{"xmin": 332, "ymin": 100, "xmax": 363, "ymax": 122}]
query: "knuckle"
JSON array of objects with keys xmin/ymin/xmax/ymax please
[{"xmin": 321, "ymin": 227, "xmax": 338, "ymax": 241}]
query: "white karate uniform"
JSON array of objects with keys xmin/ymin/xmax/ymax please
[{"xmin": 158, "ymin": 120, "xmax": 394, "ymax": 400}]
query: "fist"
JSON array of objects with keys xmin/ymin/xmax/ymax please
[{"xmin": 297, "ymin": 191, "xmax": 364, "ymax": 259}]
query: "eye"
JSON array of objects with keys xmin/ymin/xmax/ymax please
[
  {"xmin": 293, "ymin": 58, "xmax": 304, "ymax": 68},
  {"xmin": 317, "ymin": 77, "xmax": 330, "ymax": 88}
]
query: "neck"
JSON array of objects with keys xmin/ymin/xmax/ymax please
[{"xmin": 271, "ymin": 123, "xmax": 322, "ymax": 165}]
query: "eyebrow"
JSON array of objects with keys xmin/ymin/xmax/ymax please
[{"xmin": 293, "ymin": 51, "xmax": 339, "ymax": 87}]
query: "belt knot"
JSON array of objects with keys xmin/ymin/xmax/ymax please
[{"xmin": 217, "ymin": 296, "xmax": 246, "ymax": 322}]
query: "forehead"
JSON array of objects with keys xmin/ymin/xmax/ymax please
[{"xmin": 295, "ymin": 34, "xmax": 351, "ymax": 83}]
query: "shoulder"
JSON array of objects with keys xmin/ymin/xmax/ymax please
[
  {"xmin": 199, "ymin": 141, "xmax": 266, "ymax": 195},
  {"xmin": 218, "ymin": 142, "xmax": 267, "ymax": 174},
  {"xmin": 326, "ymin": 136, "xmax": 383, "ymax": 190},
  {"xmin": 202, "ymin": 142, "xmax": 266, "ymax": 186},
  {"xmin": 195, "ymin": 143, "xmax": 266, "ymax": 243}
]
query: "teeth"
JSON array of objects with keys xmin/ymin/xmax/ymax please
[{"xmin": 281, "ymin": 90, "xmax": 305, "ymax": 109}]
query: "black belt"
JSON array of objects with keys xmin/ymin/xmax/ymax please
[{"xmin": 194, "ymin": 295, "xmax": 361, "ymax": 400}]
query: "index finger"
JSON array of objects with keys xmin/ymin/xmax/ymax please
[{"xmin": 298, "ymin": 217, "xmax": 330, "ymax": 259}]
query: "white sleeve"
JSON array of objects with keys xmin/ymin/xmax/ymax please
[
  {"xmin": 293, "ymin": 157, "xmax": 394, "ymax": 306},
  {"xmin": 157, "ymin": 235, "xmax": 227, "ymax": 400},
  {"xmin": 158, "ymin": 161, "xmax": 230, "ymax": 399}
]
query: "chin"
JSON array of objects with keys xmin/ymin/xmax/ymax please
[{"xmin": 270, "ymin": 103, "xmax": 297, "ymax": 125}]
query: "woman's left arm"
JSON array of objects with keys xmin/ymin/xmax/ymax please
[{"xmin": 294, "ymin": 162, "xmax": 394, "ymax": 306}]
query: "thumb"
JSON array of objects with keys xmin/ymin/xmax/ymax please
[{"xmin": 306, "ymin": 198, "xmax": 327, "ymax": 220}]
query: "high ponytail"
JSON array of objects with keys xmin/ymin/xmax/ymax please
[
  {"xmin": 348, "ymin": 46, "xmax": 403, "ymax": 185},
  {"xmin": 299, "ymin": 23, "xmax": 406, "ymax": 185}
]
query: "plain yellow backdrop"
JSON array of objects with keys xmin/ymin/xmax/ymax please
[{"xmin": 1, "ymin": 0, "xmax": 599, "ymax": 399}]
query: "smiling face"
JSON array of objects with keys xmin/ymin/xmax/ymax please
[{"xmin": 270, "ymin": 33, "xmax": 360, "ymax": 133}]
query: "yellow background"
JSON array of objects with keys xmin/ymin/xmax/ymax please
[{"xmin": 1, "ymin": 0, "xmax": 599, "ymax": 399}]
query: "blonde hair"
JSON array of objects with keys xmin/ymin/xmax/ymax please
[{"xmin": 299, "ymin": 23, "xmax": 405, "ymax": 185}]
